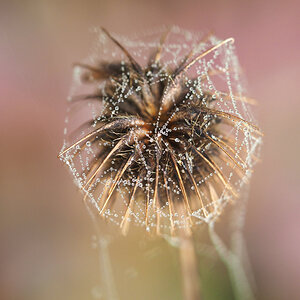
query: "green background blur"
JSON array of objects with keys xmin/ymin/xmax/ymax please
[{"xmin": 1, "ymin": 0, "xmax": 299, "ymax": 299}]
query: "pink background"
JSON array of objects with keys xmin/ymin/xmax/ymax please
[{"xmin": 1, "ymin": 0, "xmax": 299, "ymax": 299}]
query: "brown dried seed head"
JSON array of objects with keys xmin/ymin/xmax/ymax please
[{"xmin": 59, "ymin": 27, "xmax": 262, "ymax": 236}]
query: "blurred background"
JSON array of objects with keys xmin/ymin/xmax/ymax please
[{"xmin": 0, "ymin": 0, "xmax": 299, "ymax": 299}]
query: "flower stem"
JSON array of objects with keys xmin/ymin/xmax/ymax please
[{"xmin": 179, "ymin": 233, "xmax": 202, "ymax": 300}]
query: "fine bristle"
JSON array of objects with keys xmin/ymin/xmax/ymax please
[{"xmin": 59, "ymin": 27, "xmax": 262, "ymax": 236}]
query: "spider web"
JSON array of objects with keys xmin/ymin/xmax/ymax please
[{"xmin": 59, "ymin": 26, "xmax": 262, "ymax": 236}]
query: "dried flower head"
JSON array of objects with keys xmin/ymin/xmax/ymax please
[{"xmin": 59, "ymin": 27, "xmax": 262, "ymax": 236}]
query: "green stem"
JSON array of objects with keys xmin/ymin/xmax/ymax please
[{"xmin": 208, "ymin": 222, "xmax": 255, "ymax": 300}]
